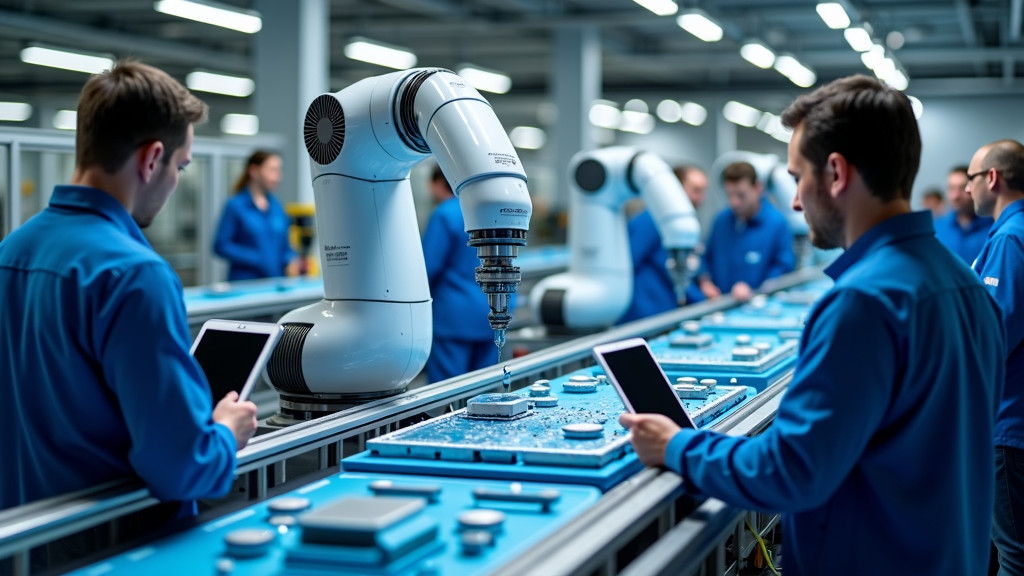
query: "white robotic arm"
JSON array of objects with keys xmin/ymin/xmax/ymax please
[
  {"xmin": 528, "ymin": 147, "xmax": 699, "ymax": 330},
  {"xmin": 265, "ymin": 69, "xmax": 531, "ymax": 420}
]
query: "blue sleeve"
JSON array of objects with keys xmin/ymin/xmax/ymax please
[
  {"xmin": 766, "ymin": 218, "xmax": 796, "ymax": 280},
  {"xmin": 276, "ymin": 202, "xmax": 296, "ymax": 270},
  {"xmin": 699, "ymin": 219, "xmax": 718, "ymax": 280},
  {"xmin": 213, "ymin": 201, "xmax": 264, "ymax": 269},
  {"xmin": 977, "ymin": 234, "xmax": 1024, "ymax": 354},
  {"xmin": 422, "ymin": 208, "xmax": 453, "ymax": 290},
  {"xmin": 96, "ymin": 263, "xmax": 237, "ymax": 502},
  {"xmin": 628, "ymin": 213, "xmax": 659, "ymax": 269},
  {"xmin": 665, "ymin": 289, "xmax": 896, "ymax": 511}
]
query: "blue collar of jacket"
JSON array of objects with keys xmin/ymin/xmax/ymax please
[
  {"xmin": 825, "ymin": 210, "xmax": 934, "ymax": 281},
  {"xmin": 48, "ymin": 185, "xmax": 152, "ymax": 249},
  {"xmin": 990, "ymin": 198, "xmax": 1024, "ymax": 237},
  {"xmin": 730, "ymin": 201, "xmax": 771, "ymax": 227}
]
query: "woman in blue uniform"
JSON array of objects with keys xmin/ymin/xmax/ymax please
[{"xmin": 214, "ymin": 150, "xmax": 297, "ymax": 281}]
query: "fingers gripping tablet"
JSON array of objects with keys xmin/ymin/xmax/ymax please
[
  {"xmin": 190, "ymin": 319, "xmax": 283, "ymax": 404},
  {"xmin": 592, "ymin": 338, "xmax": 697, "ymax": 429}
]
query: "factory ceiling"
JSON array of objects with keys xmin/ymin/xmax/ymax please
[{"xmin": 0, "ymin": 0, "xmax": 1019, "ymax": 131}]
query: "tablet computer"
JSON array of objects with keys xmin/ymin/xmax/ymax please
[
  {"xmin": 592, "ymin": 337, "xmax": 697, "ymax": 429},
  {"xmin": 190, "ymin": 319, "xmax": 284, "ymax": 404}
]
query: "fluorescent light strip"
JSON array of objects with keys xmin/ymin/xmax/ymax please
[
  {"xmin": 774, "ymin": 55, "xmax": 817, "ymax": 88},
  {"xmin": 456, "ymin": 65, "xmax": 511, "ymax": 94},
  {"xmin": 154, "ymin": 0, "xmax": 262, "ymax": 34},
  {"xmin": 656, "ymin": 99, "xmax": 682, "ymax": 123},
  {"xmin": 677, "ymin": 13, "xmax": 723, "ymax": 42},
  {"xmin": 680, "ymin": 102, "xmax": 707, "ymax": 126},
  {"xmin": 21, "ymin": 46, "xmax": 113, "ymax": 74},
  {"xmin": 589, "ymin": 100, "xmax": 621, "ymax": 129},
  {"xmin": 220, "ymin": 113, "xmax": 258, "ymax": 136},
  {"xmin": 907, "ymin": 95, "xmax": 923, "ymax": 119},
  {"xmin": 861, "ymin": 44, "xmax": 885, "ymax": 70},
  {"xmin": 740, "ymin": 42, "xmax": 776, "ymax": 69},
  {"xmin": 633, "ymin": 0, "xmax": 678, "ymax": 16},
  {"xmin": 723, "ymin": 101, "xmax": 762, "ymax": 127},
  {"xmin": 344, "ymin": 38, "xmax": 417, "ymax": 70},
  {"xmin": 0, "ymin": 102, "xmax": 32, "ymax": 122},
  {"xmin": 816, "ymin": 2, "xmax": 850, "ymax": 29},
  {"xmin": 844, "ymin": 27, "xmax": 873, "ymax": 51},
  {"xmin": 619, "ymin": 111, "xmax": 655, "ymax": 134},
  {"xmin": 509, "ymin": 126, "xmax": 546, "ymax": 149},
  {"xmin": 186, "ymin": 71, "xmax": 254, "ymax": 97},
  {"xmin": 53, "ymin": 109, "xmax": 77, "ymax": 131}
]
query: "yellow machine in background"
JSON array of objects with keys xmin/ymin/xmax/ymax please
[{"xmin": 286, "ymin": 202, "xmax": 318, "ymax": 277}]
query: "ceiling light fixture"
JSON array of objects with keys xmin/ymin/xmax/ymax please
[
  {"xmin": 220, "ymin": 113, "xmax": 259, "ymax": 136},
  {"xmin": 154, "ymin": 0, "xmax": 262, "ymax": 34},
  {"xmin": 723, "ymin": 101, "xmax": 762, "ymax": 127},
  {"xmin": 843, "ymin": 27, "xmax": 873, "ymax": 52},
  {"xmin": 53, "ymin": 109, "xmax": 77, "ymax": 131},
  {"xmin": 456, "ymin": 64, "xmax": 512, "ymax": 94},
  {"xmin": 656, "ymin": 100, "xmax": 682, "ymax": 123},
  {"xmin": 816, "ymin": 2, "xmax": 851, "ymax": 29},
  {"xmin": 20, "ymin": 45, "xmax": 113, "ymax": 74},
  {"xmin": 740, "ymin": 42, "xmax": 776, "ymax": 69},
  {"xmin": 344, "ymin": 37, "xmax": 417, "ymax": 70},
  {"xmin": 589, "ymin": 100, "xmax": 622, "ymax": 130},
  {"xmin": 774, "ymin": 55, "xmax": 817, "ymax": 87},
  {"xmin": 509, "ymin": 126, "xmax": 546, "ymax": 149},
  {"xmin": 0, "ymin": 102, "xmax": 33, "ymax": 122},
  {"xmin": 907, "ymin": 95, "xmax": 923, "ymax": 118},
  {"xmin": 677, "ymin": 12, "xmax": 723, "ymax": 42},
  {"xmin": 619, "ymin": 111, "xmax": 655, "ymax": 134},
  {"xmin": 186, "ymin": 70, "xmax": 254, "ymax": 97},
  {"xmin": 680, "ymin": 102, "xmax": 707, "ymax": 126},
  {"xmin": 632, "ymin": 0, "xmax": 678, "ymax": 16}
]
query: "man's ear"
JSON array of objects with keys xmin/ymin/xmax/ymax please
[
  {"xmin": 138, "ymin": 140, "xmax": 164, "ymax": 184},
  {"xmin": 826, "ymin": 152, "xmax": 850, "ymax": 198}
]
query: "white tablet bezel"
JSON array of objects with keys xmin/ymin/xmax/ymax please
[
  {"xmin": 592, "ymin": 337, "xmax": 697, "ymax": 429},
  {"xmin": 190, "ymin": 319, "xmax": 284, "ymax": 403}
]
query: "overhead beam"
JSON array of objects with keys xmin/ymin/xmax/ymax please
[
  {"xmin": 0, "ymin": 8, "xmax": 249, "ymax": 74},
  {"xmin": 1012, "ymin": 0, "xmax": 1023, "ymax": 43}
]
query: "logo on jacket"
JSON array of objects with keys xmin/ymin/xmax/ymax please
[
  {"xmin": 745, "ymin": 251, "xmax": 762, "ymax": 265},
  {"xmin": 984, "ymin": 276, "xmax": 1000, "ymax": 287}
]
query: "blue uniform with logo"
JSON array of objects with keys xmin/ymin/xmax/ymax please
[
  {"xmin": 213, "ymin": 189, "xmax": 295, "ymax": 281},
  {"xmin": 0, "ymin": 186, "xmax": 238, "ymax": 511},
  {"xmin": 973, "ymin": 198, "xmax": 1024, "ymax": 574},
  {"xmin": 422, "ymin": 197, "xmax": 507, "ymax": 383},
  {"xmin": 702, "ymin": 201, "xmax": 795, "ymax": 292},
  {"xmin": 666, "ymin": 212, "xmax": 1004, "ymax": 576},
  {"xmin": 934, "ymin": 210, "xmax": 993, "ymax": 264}
]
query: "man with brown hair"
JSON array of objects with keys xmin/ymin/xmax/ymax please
[
  {"xmin": 621, "ymin": 75, "xmax": 1004, "ymax": 575},
  {"xmin": 697, "ymin": 160, "xmax": 795, "ymax": 302},
  {"xmin": 967, "ymin": 139, "xmax": 1024, "ymax": 576},
  {"xmin": 935, "ymin": 164, "xmax": 993, "ymax": 263},
  {"xmin": 0, "ymin": 61, "xmax": 257, "ymax": 511}
]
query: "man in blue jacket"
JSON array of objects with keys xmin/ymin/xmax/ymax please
[
  {"xmin": 697, "ymin": 161, "xmax": 795, "ymax": 302},
  {"xmin": 0, "ymin": 61, "xmax": 257, "ymax": 514},
  {"xmin": 967, "ymin": 139, "xmax": 1024, "ymax": 576},
  {"xmin": 935, "ymin": 165, "xmax": 993, "ymax": 264},
  {"xmin": 422, "ymin": 166, "xmax": 505, "ymax": 382},
  {"xmin": 621, "ymin": 75, "xmax": 1005, "ymax": 576}
]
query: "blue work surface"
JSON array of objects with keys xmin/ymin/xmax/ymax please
[
  {"xmin": 68, "ymin": 473, "xmax": 600, "ymax": 576},
  {"xmin": 345, "ymin": 367, "xmax": 752, "ymax": 490},
  {"xmin": 650, "ymin": 329, "xmax": 798, "ymax": 393},
  {"xmin": 184, "ymin": 277, "xmax": 325, "ymax": 318}
]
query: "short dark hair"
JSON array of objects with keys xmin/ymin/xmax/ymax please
[
  {"xmin": 949, "ymin": 165, "xmax": 969, "ymax": 177},
  {"xmin": 982, "ymin": 140, "xmax": 1024, "ymax": 192},
  {"xmin": 673, "ymin": 165, "xmax": 703, "ymax": 182},
  {"xmin": 431, "ymin": 164, "xmax": 452, "ymax": 192},
  {"xmin": 76, "ymin": 59, "xmax": 208, "ymax": 174},
  {"xmin": 781, "ymin": 74, "xmax": 920, "ymax": 202},
  {"xmin": 722, "ymin": 161, "xmax": 758, "ymax": 185},
  {"xmin": 923, "ymin": 188, "xmax": 944, "ymax": 201}
]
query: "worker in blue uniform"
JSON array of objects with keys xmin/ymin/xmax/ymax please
[
  {"xmin": 213, "ymin": 150, "xmax": 298, "ymax": 281},
  {"xmin": 697, "ymin": 161, "xmax": 795, "ymax": 302},
  {"xmin": 422, "ymin": 166, "xmax": 503, "ymax": 382},
  {"xmin": 934, "ymin": 165, "xmax": 993, "ymax": 264},
  {"xmin": 621, "ymin": 75, "xmax": 1005, "ymax": 576},
  {"xmin": 0, "ymin": 62, "xmax": 257, "ymax": 514},
  {"xmin": 619, "ymin": 165, "xmax": 708, "ymax": 323},
  {"xmin": 967, "ymin": 139, "xmax": 1024, "ymax": 576}
]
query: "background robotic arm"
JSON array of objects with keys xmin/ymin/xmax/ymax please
[
  {"xmin": 266, "ymin": 68, "xmax": 531, "ymax": 419},
  {"xmin": 528, "ymin": 147, "xmax": 699, "ymax": 331}
]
